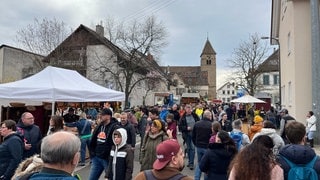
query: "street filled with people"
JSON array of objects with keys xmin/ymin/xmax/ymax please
[{"xmin": 0, "ymin": 101, "xmax": 319, "ymax": 180}]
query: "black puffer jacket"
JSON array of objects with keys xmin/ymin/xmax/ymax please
[{"xmin": 277, "ymin": 144, "xmax": 320, "ymax": 180}]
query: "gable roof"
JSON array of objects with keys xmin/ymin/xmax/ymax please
[
  {"xmin": 257, "ymin": 49, "xmax": 279, "ymax": 73},
  {"xmin": 162, "ymin": 66, "xmax": 208, "ymax": 86},
  {"xmin": 43, "ymin": 24, "xmax": 168, "ymax": 79},
  {"xmin": 217, "ymin": 82, "xmax": 234, "ymax": 91},
  {"xmin": 44, "ymin": 24, "xmax": 127, "ymax": 62}
]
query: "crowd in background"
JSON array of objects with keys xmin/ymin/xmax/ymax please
[{"xmin": 0, "ymin": 100, "xmax": 319, "ymax": 180}]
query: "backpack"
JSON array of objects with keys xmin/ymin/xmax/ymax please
[
  {"xmin": 230, "ymin": 131, "xmax": 243, "ymax": 150},
  {"xmin": 281, "ymin": 155, "xmax": 318, "ymax": 180},
  {"xmin": 144, "ymin": 169, "xmax": 186, "ymax": 180}
]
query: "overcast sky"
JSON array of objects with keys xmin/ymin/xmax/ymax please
[{"xmin": 0, "ymin": 0, "xmax": 272, "ymax": 87}]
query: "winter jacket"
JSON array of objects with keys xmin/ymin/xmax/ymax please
[
  {"xmin": 64, "ymin": 118, "xmax": 92, "ymax": 136},
  {"xmin": 105, "ymin": 128, "xmax": 134, "ymax": 180},
  {"xmin": 134, "ymin": 167, "xmax": 193, "ymax": 180},
  {"xmin": 277, "ymin": 144, "xmax": 320, "ymax": 180},
  {"xmin": 13, "ymin": 155, "xmax": 43, "ymax": 180},
  {"xmin": 199, "ymin": 143, "xmax": 236, "ymax": 180},
  {"xmin": 118, "ymin": 121, "xmax": 136, "ymax": 148},
  {"xmin": 138, "ymin": 114, "xmax": 148, "ymax": 138},
  {"xmin": 28, "ymin": 167, "xmax": 79, "ymax": 180},
  {"xmin": 219, "ymin": 120, "xmax": 232, "ymax": 132},
  {"xmin": 167, "ymin": 121, "xmax": 177, "ymax": 139},
  {"xmin": 230, "ymin": 129, "xmax": 250, "ymax": 149},
  {"xmin": 159, "ymin": 109, "xmax": 169, "ymax": 122},
  {"xmin": 16, "ymin": 121, "xmax": 42, "ymax": 159},
  {"xmin": 89, "ymin": 118, "xmax": 119, "ymax": 159},
  {"xmin": 0, "ymin": 133, "xmax": 24, "ymax": 180},
  {"xmin": 306, "ymin": 115, "xmax": 317, "ymax": 132},
  {"xmin": 252, "ymin": 128, "xmax": 285, "ymax": 155},
  {"xmin": 140, "ymin": 131, "xmax": 168, "ymax": 171},
  {"xmin": 248, "ymin": 124, "xmax": 262, "ymax": 140},
  {"xmin": 178, "ymin": 112, "xmax": 200, "ymax": 133},
  {"xmin": 192, "ymin": 118, "xmax": 212, "ymax": 148}
]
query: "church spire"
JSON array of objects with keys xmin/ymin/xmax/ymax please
[{"xmin": 200, "ymin": 38, "xmax": 216, "ymax": 57}]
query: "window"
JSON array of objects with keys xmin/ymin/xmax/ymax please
[
  {"xmin": 273, "ymin": 74, "xmax": 279, "ymax": 85},
  {"xmin": 227, "ymin": 90, "xmax": 230, "ymax": 95},
  {"xmin": 222, "ymin": 90, "xmax": 225, "ymax": 95},
  {"xmin": 227, "ymin": 98, "xmax": 230, "ymax": 102},
  {"xmin": 227, "ymin": 85, "xmax": 230, "ymax": 88},
  {"xmin": 263, "ymin": 75, "xmax": 270, "ymax": 85},
  {"xmin": 232, "ymin": 90, "xmax": 235, "ymax": 95},
  {"xmin": 222, "ymin": 98, "xmax": 226, "ymax": 102}
]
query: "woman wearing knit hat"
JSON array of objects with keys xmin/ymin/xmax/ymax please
[
  {"xmin": 140, "ymin": 119, "xmax": 169, "ymax": 171},
  {"xmin": 248, "ymin": 115, "xmax": 264, "ymax": 141}
]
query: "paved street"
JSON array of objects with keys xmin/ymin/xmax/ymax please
[
  {"xmin": 75, "ymin": 133, "xmax": 196, "ymax": 179},
  {"xmin": 74, "ymin": 133, "xmax": 320, "ymax": 179}
]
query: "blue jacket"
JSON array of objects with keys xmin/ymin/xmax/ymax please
[
  {"xmin": 159, "ymin": 109, "xmax": 169, "ymax": 122},
  {"xmin": 0, "ymin": 133, "xmax": 24, "ymax": 180},
  {"xmin": 277, "ymin": 144, "xmax": 320, "ymax": 180}
]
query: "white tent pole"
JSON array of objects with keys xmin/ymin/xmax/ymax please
[{"xmin": 51, "ymin": 101, "xmax": 55, "ymax": 116}]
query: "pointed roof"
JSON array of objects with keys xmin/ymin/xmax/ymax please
[
  {"xmin": 200, "ymin": 39, "xmax": 216, "ymax": 56},
  {"xmin": 161, "ymin": 66, "xmax": 208, "ymax": 86},
  {"xmin": 256, "ymin": 49, "xmax": 279, "ymax": 73}
]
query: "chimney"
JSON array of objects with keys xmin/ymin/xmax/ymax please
[{"xmin": 96, "ymin": 24, "xmax": 104, "ymax": 37}]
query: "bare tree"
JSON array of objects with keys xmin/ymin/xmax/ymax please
[
  {"xmin": 228, "ymin": 33, "xmax": 269, "ymax": 95},
  {"xmin": 93, "ymin": 16, "xmax": 168, "ymax": 108},
  {"xmin": 15, "ymin": 18, "xmax": 71, "ymax": 68}
]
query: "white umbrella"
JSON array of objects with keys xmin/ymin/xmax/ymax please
[{"xmin": 230, "ymin": 95, "xmax": 266, "ymax": 103}]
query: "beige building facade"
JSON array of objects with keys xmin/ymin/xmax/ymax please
[{"xmin": 271, "ymin": 0, "xmax": 313, "ymax": 121}]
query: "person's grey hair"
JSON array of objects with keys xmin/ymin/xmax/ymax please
[
  {"xmin": 41, "ymin": 131, "xmax": 80, "ymax": 164},
  {"xmin": 232, "ymin": 119, "xmax": 242, "ymax": 129},
  {"xmin": 203, "ymin": 110, "xmax": 212, "ymax": 119}
]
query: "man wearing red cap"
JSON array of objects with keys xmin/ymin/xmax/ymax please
[{"xmin": 135, "ymin": 139, "xmax": 192, "ymax": 180}]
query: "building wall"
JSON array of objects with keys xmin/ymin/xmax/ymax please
[
  {"xmin": 257, "ymin": 72, "xmax": 279, "ymax": 106},
  {"xmin": 86, "ymin": 44, "xmax": 168, "ymax": 107},
  {"xmin": 279, "ymin": 0, "xmax": 311, "ymax": 120},
  {"xmin": 0, "ymin": 46, "xmax": 43, "ymax": 83},
  {"xmin": 217, "ymin": 82, "xmax": 237, "ymax": 103},
  {"xmin": 200, "ymin": 54, "xmax": 216, "ymax": 100}
]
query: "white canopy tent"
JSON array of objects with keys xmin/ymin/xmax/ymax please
[
  {"xmin": 230, "ymin": 95, "xmax": 266, "ymax": 104},
  {"xmin": 0, "ymin": 66, "xmax": 125, "ymax": 115}
]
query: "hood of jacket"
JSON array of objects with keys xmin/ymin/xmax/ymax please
[
  {"xmin": 112, "ymin": 128, "xmax": 127, "ymax": 149},
  {"xmin": 259, "ymin": 128, "xmax": 277, "ymax": 137},
  {"xmin": 4, "ymin": 132, "xmax": 24, "ymax": 142},
  {"xmin": 279, "ymin": 144, "xmax": 316, "ymax": 164}
]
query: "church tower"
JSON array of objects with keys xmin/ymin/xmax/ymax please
[{"xmin": 200, "ymin": 38, "xmax": 217, "ymax": 100}]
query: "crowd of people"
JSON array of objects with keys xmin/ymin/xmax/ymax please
[{"xmin": 0, "ymin": 101, "xmax": 319, "ymax": 180}]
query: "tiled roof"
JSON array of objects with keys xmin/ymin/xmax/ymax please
[
  {"xmin": 257, "ymin": 49, "xmax": 279, "ymax": 73},
  {"xmin": 162, "ymin": 66, "xmax": 209, "ymax": 86}
]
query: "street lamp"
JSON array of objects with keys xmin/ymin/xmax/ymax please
[{"xmin": 261, "ymin": 36, "xmax": 281, "ymax": 109}]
